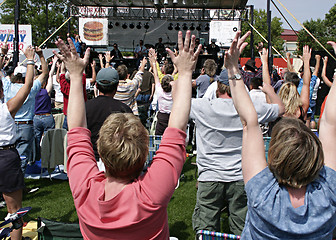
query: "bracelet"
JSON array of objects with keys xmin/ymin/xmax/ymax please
[{"xmin": 26, "ymin": 60, "xmax": 35, "ymax": 65}]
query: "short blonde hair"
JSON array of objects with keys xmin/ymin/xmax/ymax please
[
  {"xmin": 97, "ymin": 113, "xmax": 149, "ymax": 181},
  {"xmin": 278, "ymin": 82, "xmax": 302, "ymax": 117},
  {"xmin": 268, "ymin": 118, "xmax": 324, "ymax": 188}
]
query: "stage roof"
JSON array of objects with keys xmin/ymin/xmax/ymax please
[{"xmin": 69, "ymin": 0, "xmax": 248, "ymax": 9}]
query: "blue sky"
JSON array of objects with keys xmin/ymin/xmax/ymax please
[{"xmin": 247, "ymin": 0, "xmax": 335, "ymax": 31}]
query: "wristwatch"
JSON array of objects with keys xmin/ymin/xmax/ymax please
[{"xmin": 229, "ymin": 73, "xmax": 242, "ymax": 80}]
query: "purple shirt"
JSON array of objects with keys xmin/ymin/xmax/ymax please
[{"xmin": 35, "ymin": 89, "xmax": 52, "ymax": 114}]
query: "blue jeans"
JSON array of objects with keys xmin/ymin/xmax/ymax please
[
  {"xmin": 34, "ymin": 114, "xmax": 55, "ymax": 161},
  {"xmin": 15, "ymin": 123, "xmax": 35, "ymax": 173},
  {"xmin": 62, "ymin": 115, "xmax": 68, "ymax": 130}
]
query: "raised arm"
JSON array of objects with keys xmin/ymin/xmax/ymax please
[
  {"xmin": 166, "ymin": 30, "xmax": 201, "ymax": 131},
  {"xmin": 90, "ymin": 60, "xmax": 96, "ymax": 84},
  {"xmin": 313, "ymin": 55, "xmax": 321, "ymax": 76},
  {"xmin": 148, "ymin": 49, "xmax": 160, "ymax": 86},
  {"xmin": 6, "ymin": 46, "xmax": 35, "ymax": 118},
  {"xmin": 225, "ymin": 31, "xmax": 267, "ymax": 184},
  {"xmin": 321, "ymin": 56, "xmax": 332, "ymax": 88},
  {"xmin": 35, "ymin": 47, "xmax": 49, "ymax": 85},
  {"xmin": 98, "ymin": 53, "xmax": 104, "ymax": 69},
  {"xmin": 104, "ymin": 51, "xmax": 112, "ymax": 68},
  {"xmin": 54, "ymin": 39, "xmax": 90, "ymax": 130},
  {"xmin": 286, "ymin": 52, "xmax": 295, "ymax": 72},
  {"xmin": 46, "ymin": 55, "xmax": 58, "ymax": 94},
  {"xmin": 0, "ymin": 44, "xmax": 8, "ymax": 69},
  {"xmin": 319, "ymin": 41, "xmax": 336, "ymax": 171},
  {"xmin": 300, "ymin": 45, "xmax": 311, "ymax": 115}
]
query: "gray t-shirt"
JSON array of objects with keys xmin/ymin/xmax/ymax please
[
  {"xmin": 195, "ymin": 74, "xmax": 217, "ymax": 98},
  {"xmin": 190, "ymin": 97, "xmax": 279, "ymax": 182},
  {"xmin": 242, "ymin": 166, "xmax": 336, "ymax": 239}
]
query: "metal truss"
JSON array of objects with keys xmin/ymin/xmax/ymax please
[{"xmin": 70, "ymin": 5, "xmax": 248, "ymax": 22}]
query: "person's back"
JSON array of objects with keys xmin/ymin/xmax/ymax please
[
  {"xmin": 226, "ymin": 32, "xmax": 336, "ymax": 239},
  {"xmin": 56, "ymin": 31, "xmax": 201, "ymax": 239}
]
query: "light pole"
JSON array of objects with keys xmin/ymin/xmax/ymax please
[
  {"xmin": 46, "ymin": 0, "xmax": 49, "ymax": 47},
  {"xmin": 13, "ymin": 0, "xmax": 20, "ymax": 68}
]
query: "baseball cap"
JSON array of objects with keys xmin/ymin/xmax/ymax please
[
  {"xmin": 14, "ymin": 66, "xmax": 27, "ymax": 78},
  {"xmin": 96, "ymin": 67, "xmax": 119, "ymax": 86},
  {"xmin": 217, "ymin": 68, "xmax": 229, "ymax": 86}
]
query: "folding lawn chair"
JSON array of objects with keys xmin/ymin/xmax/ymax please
[
  {"xmin": 37, "ymin": 217, "xmax": 83, "ymax": 240},
  {"xmin": 196, "ymin": 230, "xmax": 241, "ymax": 240}
]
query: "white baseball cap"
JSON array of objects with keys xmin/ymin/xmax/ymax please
[{"xmin": 14, "ymin": 66, "xmax": 27, "ymax": 78}]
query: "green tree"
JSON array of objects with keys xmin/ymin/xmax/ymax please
[
  {"xmin": 297, "ymin": 4, "xmax": 336, "ymax": 55},
  {"xmin": 241, "ymin": 9, "xmax": 284, "ymax": 58},
  {"xmin": 0, "ymin": 0, "xmax": 77, "ymax": 47}
]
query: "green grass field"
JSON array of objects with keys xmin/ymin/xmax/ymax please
[{"xmin": 0, "ymin": 156, "xmax": 231, "ymax": 240}]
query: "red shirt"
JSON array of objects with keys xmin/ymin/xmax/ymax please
[
  {"xmin": 67, "ymin": 127, "xmax": 186, "ymax": 239},
  {"xmin": 60, "ymin": 73, "xmax": 87, "ymax": 115}
]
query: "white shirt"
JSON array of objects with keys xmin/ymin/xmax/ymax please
[
  {"xmin": 53, "ymin": 75, "xmax": 64, "ymax": 103},
  {"xmin": 0, "ymin": 103, "xmax": 17, "ymax": 146}
]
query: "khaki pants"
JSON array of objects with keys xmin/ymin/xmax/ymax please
[{"xmin": 192, "ymin": 180, "xmax": 247, "ymax": 236}]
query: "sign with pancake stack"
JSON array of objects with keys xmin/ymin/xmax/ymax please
[{"xmin": 79, "ymin": 18, "xmax": 108, "ymax": 46}]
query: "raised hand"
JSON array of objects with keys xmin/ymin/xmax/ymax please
[
  {"xmin": 302, "ymin": 45, "xmax": 311, "ymax": 63},
  {"xmin": 35, "ymin": 46, "xmax": 43, "ymax": 57},
  {"xmin": 167, "ymin": 30, "xmax": 202, "ymax": 74},
  {"xmin": 224, "ymin": 31, "xmax": 250, "ymax": 71},
  {"xmin": 327, "ymin": 41, "xmax": 336, "ymax": 53},
  {"xmin": 53, "ymin": 38, "xmax": 90, "ymax": 77},
  {"xmin": 24, "ymin": 46, "xmax": 35, "ymax": 60},
  {"xmin": 1, "ymin": 43, "xmax": 8, "ymax": 55},
  {"xmin": 260, "ymin": 48, "xmax": 268, "ymax": 65}
]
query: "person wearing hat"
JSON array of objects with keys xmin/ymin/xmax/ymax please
[
  {"xmin": 2, "ymin": 46, "xmax": 49, "ymax": 174},
  {"xmin": 240, "ymin": 58, "xmax": 262, "ymax": 88},
  {"xmin": 191, "ymin": 68, "xmax": 284, "ymax": 236},
  {"xmin": 85, "ymin": 67, "xmax": 132, "ymax": 162}
]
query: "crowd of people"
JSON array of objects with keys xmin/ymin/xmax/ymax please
[{"xmin": 1, "ymin": 28, "xmax": 336, "ymax": 240}]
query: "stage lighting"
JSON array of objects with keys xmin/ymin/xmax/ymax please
[
  {"xmin": 175, "ymin": 23, "xmax": 180, "ymax": 30},
  {"xmin": 122, "ymin": 23, "xmax": 128, "ymax": 29},
  {"xmin": 173, "ymin": 0, "xmax": 178, "ymax": 4},
  {"xmin": 129, "ymin": 22, "xmax": 135, "ymax": 29},
  {"xmin": 164, "ymin": 0, "xmax": 168, "ymax": 4},
  {"xmin": 154, "ymin": 0, "xmax": 159, "ymax": 4},
  {"xmin": 144, "ymin": 22, "xmax": 150, "ymax": 29},
  {"xmin": 136, "ymin": 22, "xmax": 142, "ymax": 29},
  {"xmin": 115, "ymin": 22, "xmax": 120, "ymax": 27},
  {"xmin": 108, "ymin": 22, "xmax": 113, "ymax": 29},
  {"xmin": 196, "ymin": 24, "xmax": 202, "ymax": 31},
  {"xmin": 190, "ymin": 23, "xmax": 195, "ymax": 31},
  {"xmin": 182, "ymin": 23, "xmax": 188, "ymax": 31},
  {"xmin": 168, "ymin": 23, "xmax": 173, "ymax": 30},
  {"xmin": 205, "ymin": 23, "xmax": 210, "ymax": 31}
]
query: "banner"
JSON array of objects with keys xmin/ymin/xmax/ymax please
[
  {"xmin": 79, "ymin": 18, "xmax": 108, "ymax": 46},
  {"xmin": 0, "ymin": 24, "xmax": 32, "ymax": 53},
  {"xmin": 209, "ymin": 20, "xmax": 240, "ymax": 47}
]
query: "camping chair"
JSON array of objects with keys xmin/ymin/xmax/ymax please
[
  {"xmin": 143, "ymin": 135, "xmax": 163, "ymax": 170},
  {"xmin": 196, "ymin": 230, "xmax": 240, "ymax": 240},
  {"xmin": 37, "ymin": 217, "xmax": 83, "ymax": 240},
  {"xmin": 40, "ymin": 129, "xmax": 67, "ymax": 178}
]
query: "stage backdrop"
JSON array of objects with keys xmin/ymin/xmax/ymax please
[
  {"xmin": 79, "ymin": 18, "xmax": 108, "ymax": 46},
  {"xmin": 0, "ymin": 24, "xmax": 32, "ymax": 53}
]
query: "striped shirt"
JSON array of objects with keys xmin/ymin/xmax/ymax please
[{"xmin": 115, "ymin": 71, "xmax": 143, "ymax": 115}]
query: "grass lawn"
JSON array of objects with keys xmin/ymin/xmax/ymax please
[{"xmin": 0, "ymin": 155, "xmax": 231, "ymax": 240}]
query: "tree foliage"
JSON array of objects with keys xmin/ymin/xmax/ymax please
[
  {"xmin": 297, "ymin": 4, "xmax": 336, "ymax": 55},
  {"xmin": 0, "ymin": 0, "xmax": 78, "ymax": 48},
  {"xmin": 241, "ymin": 9, "xmax": 284, "ymax": 58}
]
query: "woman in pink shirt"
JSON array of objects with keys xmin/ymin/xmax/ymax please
[{"xmin": 54, "ymin": 31, "xmax": 201, "ymax": 239}]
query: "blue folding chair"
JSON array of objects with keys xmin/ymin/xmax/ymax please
[{"xmin": 197, "ymin": 230, "xmax": 240, "ymax": 240}]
